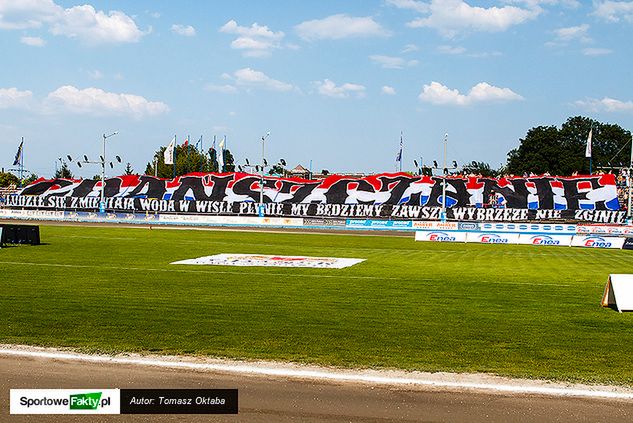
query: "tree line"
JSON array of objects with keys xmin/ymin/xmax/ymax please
[{"xmin": 1, "ymin": 115, "xmax": 631, "ymax": 188}]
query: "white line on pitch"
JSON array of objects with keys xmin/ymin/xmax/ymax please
[{"xmin": 1, "ymin": 347, "xmax": 632, "ymax": 400}]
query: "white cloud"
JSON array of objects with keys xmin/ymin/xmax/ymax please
[
  {"xmin": 230, "ymin": 68, "xmax": 294, "ymax": 92},
  {"xmin": 382, "ymin": 86, "xmax": 396, "ymax": 95},
  {"xmin": 369, "ymin": 55, "xmax": 417, "ymax": 69},
  {"xmin": 171, "ymin": 24, "xmax": 195, "ymax": 36},
  {"xmin": 553, "ymin": 24, "xmax": 591, "ymax": 42},
  {"xmin": 204, "ymin": 84, "xmax": 238, "ymax": 94},
  {"xmin": 0, "ymin": 87, "xmax": 33, "ymax": 108},
  {"xmin": 503, "ymin": 0, "xmax": 579, "ymax": 8},
  {"xmin": 88, "ymin": 69, "xmax": 103, "ymax": 80},
  {"xmin": 44, "ymin": 85, "xmax": 168, "ymax": 118},
  {"xmin": 295, "ymin": 14, "xmax": 390, "ymax": 41},
  {"xmin": 401, "ymin": 43, "xmax": 419, "ymax": 53},
  {"xmin": 49, "ymin": 5, "xmax": 144, "ymax": 44},
  {"xmin": 419, "ymin": 81, "xmax": 523, "ymax": 106},
  {"xmin": 437, "ymin": 45, "xmax": 466, "ymax": 54},
  {"xmin": 582, "ymin": 47, "xmax": 613, "ymax": 56},
  {"xmin": 0, "ymin": 0, "xmax": 59, "ymax": 30},
  {"xmin": 404, "ymin": 0, "xmax": 540, "ymax": 37},
  {"xmin": 593, "ymin": 1, "xmax": 633, "ymax": 23},
  {"xmin": 220, "ymin": 20, "xmax": 284, "ymax": 57},
  {"xmin": 20, "ymin": 35, "xmax": 46, "ymax": 46},
  {"xmin": 574, "ymin": 97, "xmax": 633, "ymax": 113},
  {"xmin": 0, "ymin": 1, "xmax": 144, "ymax": 44},
  {"xmin": 314, "ymin": 79, "xmax": 366, "ymax": 98},
  {"xmin": 385, "ymin": 0, "xmax": 430, "ymax": 13}
]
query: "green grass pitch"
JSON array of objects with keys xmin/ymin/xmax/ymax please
[{"xmin": 1, "ymin": 224, "xmax": 633, "ymax": 385}]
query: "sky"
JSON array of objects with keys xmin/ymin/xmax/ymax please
[{"xmin": 1, "ymin": 0, "xmax": 633, "ymax": 179}]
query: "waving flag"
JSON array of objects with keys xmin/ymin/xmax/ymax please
[
  {"xmin": 585, "ymin": 128, "xmax": 592, "ymax": 158},
  {"xmin": 13, "ymin": 140, "xmax": 23, "ymax": 166},
  {"xmin": 217, "ymin": 136, "xmax": 225, "ymax": 172},
  {"xmin": 164, "ymin": 136, "xmax": 176, "ymax": 165}
]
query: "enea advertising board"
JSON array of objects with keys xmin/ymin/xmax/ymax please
[
  {"xmin": 466, "ymin": 232, "xmax": 521, "ymax": 244},
  {"xmin": 516, "ymin": 234, "xmax": 573, "ymax": 246},
  {"xmin": 570, "ymin": 235, "xmax": 626, "ymax": 249},
  {"xmin": 414, "ymin": 231, "xmax": 467, "ymax": 242}
]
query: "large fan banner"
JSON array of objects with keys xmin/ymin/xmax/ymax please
[{"xmin": 6, "ymin": 172, "xmax": 625, "ymax": 223}]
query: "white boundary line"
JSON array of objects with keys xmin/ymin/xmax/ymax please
[{"xmin": 1, "ymin": 346, "xmax": 632, "ymax": 400}]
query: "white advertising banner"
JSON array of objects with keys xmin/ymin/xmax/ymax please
[
  {"xmin": 414, "ymin": 231, "xmax": 467, "ymax": 242},
  {"xmin": 466, "ymin": 232, "xmax": 521, "ymax": 244},
  {"xmin": 576, "ymin": 224, "xmax": 633, "ymax": 236},
  {"xmin": 517, "ymin": 234, "xmax": 573, "ymax": 246},
  {"xmin": 172, "ymin": 253, "xmax": 365, "ymax": 269},
  {"xmin": 571, "ymin": 235, "xmax": 625, "ymax": 249}
]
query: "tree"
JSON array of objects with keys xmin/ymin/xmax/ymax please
[
  {"xmin": 145, "ymin": 144, "xmax": 236, "ymax": 178},
  {"xmin": 506, "ymin": 116, "xmax": 632, "ymax": 176},
  {"xmin": 0, "ymin": 171, "xmax": 19, "ymax": 187},
  {"xmin": 22, "ymin": 173, "xmax": 39, "ymax": 186},
  {"xmin": 54, "ymin": 161, "xmax": 73, "ymax": 179},
  {"xmin": 461, "ymin": 161, "xmax": 498, "ymax": 177},
  {"xmin": 124, "ymin": 162, "xmax": 134, "ymax": 175}
]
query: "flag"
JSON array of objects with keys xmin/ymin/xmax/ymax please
[
  {"xmin": 195, "ymin": 135, "xmax": 202, "ymax": 150},
  {"xmin": 12, "ymin": 140, "xmax": 23, "ymax": 166},
  {"xmin": 585, "ymin": 128, "xmax": 592, "ymax": 158},
  {"xmin": 183, "ymin": 136, "xmax": 189, "ymax": 147},
  {"xmin": 164, "ymin": 136, "xmax": 176, "ymax": 165},
  {"xmin": 217, "ymin": 136, "xmax": 225, "ymax": 171},
  {"xmin": 395, "ymin": 133, "xmax": 403, "ymax": 162}
]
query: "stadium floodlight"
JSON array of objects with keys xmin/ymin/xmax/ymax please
[
  {"xmin": 100, "ymin": 131, "xmax": 119, "ymax": 211},
  {"xmin": 260, "ymin": 131, "xmax": 270, "ymax": 208},
  {"xmin": 441, "ymin": 133, "xmax": 448, "ymax": 222},
  {"xmin": 628, "ymin": 134, "xmax": 633, "ymax": 220}
]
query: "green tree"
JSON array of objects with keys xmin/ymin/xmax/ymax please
[
  {"xmin": 54, "ymin": 161, "xmax": 73, "ymax": 179},
  {"xmin": 506, "ymin": 116, "xmax": 632, "ymax": 175},
  {"xmin": 0, "ymin": 171, "xmax": 19, "ymax": 187},
  {"xmin": 22, "ymin": 173, "xmax": 39, "ymax": 185},
  {"xmin": 124, "ymin": 162, "xmax": 134, "ymax": 175},
  {"xmin": 146, "ymin": 144, "xmax": 236, "ymax": 178}
]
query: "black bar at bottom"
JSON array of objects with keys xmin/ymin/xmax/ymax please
[{"xmin": 120, "ymin": 389, "xmax": 238, "ymax": 414}]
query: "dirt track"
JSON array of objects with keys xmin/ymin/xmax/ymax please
[{"xmin": 3, "ymin": 353, "xmax": 633, "ymax": 422}]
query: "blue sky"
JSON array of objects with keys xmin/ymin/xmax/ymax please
[{"xmin": 1, "ymin": 0, "xmax": 632, "ymax": 178}]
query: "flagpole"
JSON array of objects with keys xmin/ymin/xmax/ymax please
[
  {"xmin": 626, "ymin": 136, "xmax": 633, "ymax": 225},
  {"xmin": 19, "ymin": 136, "xmax": 24, "ymax": 187},
  {"xmin": 199, "ymin": 135, "xmax": 203, "ymax": 172},
  {"xmin": 173, "ymin": 134, "xmax": 177, "ymax": 179}
]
